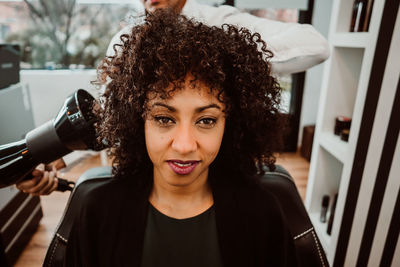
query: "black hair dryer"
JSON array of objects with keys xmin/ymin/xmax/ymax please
[{"xmin": 0, "ymin": 89, "xmax": 101, "ymax": 190}]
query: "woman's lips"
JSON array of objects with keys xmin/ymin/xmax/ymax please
[{"xmin": 167, "ymin": 160, "xmax": 200, "ymax": 175}]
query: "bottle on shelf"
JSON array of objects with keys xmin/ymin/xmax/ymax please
[
  {"xmin": 320, "ymin": 195, "xmax": 330, "ymax": 223},
  {"xmin": 350, "ymin": 0, "xmax": 368, "ymax": 32},
  {"xmin": 327, "ymin": 193, "xmax": 338, "ymax": 235}
]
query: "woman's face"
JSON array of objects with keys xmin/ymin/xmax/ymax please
[{"xmin": 144, "ymin": 76, "xmax": 225, "ymax": 189}]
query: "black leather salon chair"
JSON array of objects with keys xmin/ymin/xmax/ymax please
[
  {"xmin": 261, "ymin": 165, "xmax": 329, "ymax": 266},
  {"xmin": 43, "ymin": 165, "xmax": 329, "ymax": 267}
]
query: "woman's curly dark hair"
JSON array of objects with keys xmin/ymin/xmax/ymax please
[{"xmin": 95, "ymin": 9, "xmax": 285, "ymax": 185}]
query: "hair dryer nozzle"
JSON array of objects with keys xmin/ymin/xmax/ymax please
[
  {"xmin": 0, "ymin": 89, "xmax": 101, "ymax": 188},
  {"xmin": 53, "ymin": 89, "xmax": 100, "ymax": 151}
]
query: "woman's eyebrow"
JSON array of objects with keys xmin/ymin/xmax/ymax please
[
  {"xmin": 151, "ymin": 102, "xmax": 176, "ymax": 112},
  {"xmin": 195, "ymin": 104, "xmax": 221, "ymax": 113},
  {"xmin": 151, "ymin": 102, "xmax": 221, "ymax": 113}
]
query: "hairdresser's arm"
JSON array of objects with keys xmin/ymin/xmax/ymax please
[
  {"xmin": 221, "ymin": 8, "xmax": 330, "ymax": 75},
  {"xmin": 16, "ymin": 159, "xmax": 66, "ymax": 195},
  {"xmin": 186, "ymin": 3, "xmax": 330, "ymax": 75},
  {"xmin": 245, "ymin": 16, "xmax": 330, "ymax": 75}
]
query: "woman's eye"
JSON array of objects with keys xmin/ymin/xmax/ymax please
[
  {"xmin": 197, "ymin": 118, "xmax": 217, "ymax": 128},
  {"xmin": 154, "ymin": 116, "xmax": 175, "ymax": 126}
]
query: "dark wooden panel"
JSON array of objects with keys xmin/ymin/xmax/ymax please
[
  {"xmin": 6, "ymin": 205, "xmax": 43, "ymax": 266},
  {"xmin": 1, "ymin": 196, "xmax": 40, "ymax": 247},
  {"xmin": 0, "ymin": 191, "xmax": 29, "ymax": 230}
]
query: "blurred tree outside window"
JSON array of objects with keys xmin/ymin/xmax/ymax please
[{"xmin": 0, "ymin": 0, "xmax": 141, "ymax": 69}]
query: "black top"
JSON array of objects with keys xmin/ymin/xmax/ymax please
[
  {"xmin": 64, "ymin": 174, "xmax": 298, "ymax": 267},
  {"xmin": 141, "ymin": 204, "xmax": 223, "ymax": 267}
]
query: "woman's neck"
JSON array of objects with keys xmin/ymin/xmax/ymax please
[{"xmin": 149, "ymin": 174, "xmax": 214, "ymax": 219}]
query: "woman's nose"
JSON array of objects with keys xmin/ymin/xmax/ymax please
[{"xmin": 171, "ymin": 124, "xmax": 197, "ymax": 155}]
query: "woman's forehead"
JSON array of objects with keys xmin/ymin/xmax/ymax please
[
  {"xmin": 147, "ymin": 85, "xmax": 223, "ymax": 109},
  {"xmin": 147, "ymin": 74, "xmax": 224, "ymax": 106}
]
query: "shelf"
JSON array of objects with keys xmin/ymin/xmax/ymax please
[
  {"xmin": 307, "ymin": 147, "xmax": 343, "ymax": 231},
  {"xmin": 319, "ymin": 132, "xmax": 348, "ymax": 163},
  {"xmin": 309, "ymin": 212, "xmax": 331, "ymax": 255},
  {"xmin": 335, "ymin": 0, "xmax": 355, "ymax": 33},
  {"xmin": 331, "ymin": 32, "xmax": 370, "ymax": 48},
  {"xmin": 305, "ymin": 0, "xmax": 384, "ymax": 264},
  {"xmin": 322, "ymin": 47, "xmax": 364, "ymax": 137}
]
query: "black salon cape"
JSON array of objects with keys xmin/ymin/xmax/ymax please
[{"xmin": 64, "ymin": 173, "xmax": 298, "ymax": 267}]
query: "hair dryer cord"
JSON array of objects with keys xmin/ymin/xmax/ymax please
[{"xmin": 57, "ymin": 178, "xmax": 75, "ymax": 192}]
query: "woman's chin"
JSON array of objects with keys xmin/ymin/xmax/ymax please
[{"xmin": 164, "ymin": 174, "xmax": 199, "ymax": 188}]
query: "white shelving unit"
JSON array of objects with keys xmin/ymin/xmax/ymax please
[
  {"xmin": 319, "ymin": 132, "xmax": 348, "ymax": 163},
  {"xmin": 304, "ymin": 0, "xmax": 386, "ymax": 264}
]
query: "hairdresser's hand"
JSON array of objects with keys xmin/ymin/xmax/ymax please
[{"xmin": 16, "ymin": 158, "xmax": 66, "ymax": 196}]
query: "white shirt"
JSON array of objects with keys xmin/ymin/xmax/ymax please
[{"xmin": 106, "ymin": 0, "xmax": 330, "ymax": 75}]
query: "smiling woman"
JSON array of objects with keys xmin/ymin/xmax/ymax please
[
  {"xmin": 65, "ymin": 9, "xmax": 296, "ymax": 267},
  {"xmin": 145, "ymin": 76, "xmax": 226, "ymax": 219}
]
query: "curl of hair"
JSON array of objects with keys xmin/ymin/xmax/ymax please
[{"xmin": 95, "ymin": 9, "xmax": 285, "ymax": 185}]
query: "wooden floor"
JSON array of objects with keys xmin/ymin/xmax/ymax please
[
  {"xmin": 275, "ymin": 151, "xmax": 310, "ymax": 200},
  {"xmin": 13, "ymin": 151, "xmax": 309, "ymax": 266}
]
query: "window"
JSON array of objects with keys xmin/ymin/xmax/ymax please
[{"xmin": 0, "ymin": 0, "xmax": 142, "ymax": 69}]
